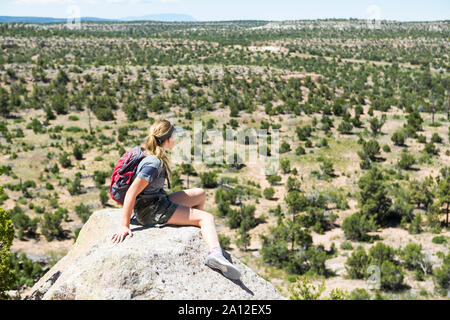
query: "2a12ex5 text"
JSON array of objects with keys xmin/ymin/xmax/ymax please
[{"xmin": 178, "ymin": 303, "xmax": 272, "ymax": 318}]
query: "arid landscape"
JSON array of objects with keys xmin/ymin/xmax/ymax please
[{"xmin": 0, "ymin": 19, "xmax": 449, "ymax": 300}]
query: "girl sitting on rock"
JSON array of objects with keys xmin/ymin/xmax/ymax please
[{"xmin": 111, "ymin": 119, "xmax": 241, "ymax": 280}]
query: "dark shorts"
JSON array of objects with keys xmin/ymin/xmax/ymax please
[{"xmin": 134, "ymin": 189, "xmax": 179, "ymax": 228}]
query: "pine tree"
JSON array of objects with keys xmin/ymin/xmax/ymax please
[
  {"xmin": 0, "ymin": 206, "xmax": 16, "ymax": 297},
  {"xmin": 436, "ymin": 174, "xmax": 450, "ymax": 227}
]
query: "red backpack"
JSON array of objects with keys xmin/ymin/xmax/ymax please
[{"xmin": 110, "ymin": 146, "xmax": 147, "ymax": 206}]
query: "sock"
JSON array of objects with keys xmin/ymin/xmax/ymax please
[{"xmin": 209, "ymin": 246, "xmax": 222, "ymax": 256}]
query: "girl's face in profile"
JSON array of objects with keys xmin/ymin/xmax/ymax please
[{"xmin": 165, "ymin": 132, "xmax": 177, "ymax": 149}]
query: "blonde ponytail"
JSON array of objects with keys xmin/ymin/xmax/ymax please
[{"xmin": 140, "ymin": 120, "xmax": 173, "ymax": 186}]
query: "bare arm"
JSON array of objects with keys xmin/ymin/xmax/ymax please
[{"xmin": 111, "ymin": 177, "xmax": 150, "ymax": 243}]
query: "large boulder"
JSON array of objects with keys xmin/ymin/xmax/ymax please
[{"xmin": 26, "ymin": 209, "xmax": 286, "ymax": 300}]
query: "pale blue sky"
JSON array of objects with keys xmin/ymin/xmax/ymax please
[{"xmin": 0, "ymin": 0, "xmax": 449, "ymax": 21}]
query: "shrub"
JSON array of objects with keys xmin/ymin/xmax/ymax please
[
  {"xmin": 289, "ymin": 276, "xmax": 326, "ymax": 300},
  {"xmin": 400, "ymin": 243, "xmax": 432, "ymax": 275},
  {"xmin": 391, "ymin": 130, "xmax": 406, "ymax": 146},
  {"xmin": 266, "ymin": 174, "xmax": 282, "ymax": 186},
  {"xmin": 380, "ymin": 260, "xmax": 404, "ymax": 291},
  {"xmin": 368, "ymin": 242, "xmax": 396, "ymax": 266},
  {"xmin": 0, "ymin": 207, "xmax": 15, "ymax": 297},
  {"xmin": 432, "ymin": 253, "xmax": 450, "ymax": 296},
  {"xmin": 345, "ymin": 246, "xmax": 369, "ymax": 279},
  {"xmin": 8, "ymin": 252, "xmax": 45, "ymax": 290},
  {"xmin": 423, "ymin": 142, "xmax": 439, "ymax": 155},
  {"xmin": 431, "ymin": 133, "xmax": 442, "ymax": 143},
  {"xmin": 397, "ymin": 152, "xmax": 416, "ymax": 170},
  {"xmin": 67, "ymin": 175, "xmax": 83, "ymax": 195},
  {"xmin": 40, "ymin": 211, "xmax": 65, "ymax": 241},
  {"xmin": 199, "ymin": 171, "xmax": 218, "ymax": 188},
  {"xmin": 280, "ymin": 158, "xmax": 290, "ymax": 174},
  {"xmin": 11, "ymin": 211, "xmax": 39, "ymax": 240},
  {"xmin": 340, "ymin": 241, "xmax": 353, "ymax": 250},
  {"xmin": 432, "ymin": 235, "xmax": 447, "ymax": 244},
  {"xmin": 296, "ymin": 145, "xmax": 306, "ymax": 155},
  {"xmin": 58, "ymin": 151, "xmax": 72, "ymax": 168},
  {"xmin": 342, "ymin": 211, "xmax": 378, "ymax": 241},
  {"xmin": 218, "ymin": 234, "xmax": 231, "ymax": 250},
  {"xmin": 99, "ymin": 190, "xmax": 109, "ymax": 206},
  {"xmin": 349, "ymin": 288, "xmax": 371, "ymax": 300},
  {"xmin": 65, "ymin": 126, "xmax": 83, "ymax": 133},
  {"xmin": 75, "ymin": 203, "xmax": 92, "ymax": 223},
  {"xmin": 263, "ymin": 187, "xmax": 275, "ymax": 200},
  {"xmin": 297, "ymin": 207, "xmax": 337, "ymax": 234},
  {"xmin": 306, "ymin": 246, "xmax": 328, "ymax": 276},
  {"xmin": 260, "ymin": 236, "xmax": 290, "ymax": 268},
  {"xmin": 73, "ymin": 143, "xmax": 83, "ymax": 160},
  {"xmin": 357, "ymin": 139, "xmax": 380, "ymax": 161}
]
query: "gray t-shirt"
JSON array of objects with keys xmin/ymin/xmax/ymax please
[{"xmin": 135, "ymin": 155, "xmax": 167, "ymax": 198}]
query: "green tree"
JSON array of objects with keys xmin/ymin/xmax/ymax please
[
  {"xmin": 266, "ymin": 174, "xmax": 282, "ymax": 186},
  {"xmin": 404, "ymin": 110, "xmax": 423, "ymax": 137},
  {"xmin": 345, "ymin": 246, "xmax": 369, "ymax": 279},
  {"xmin": 263, "ymin": 187, "xmax": 275, "ymax": 200},
  {"xmin": 0, "ymin": 87, "xmax": 10, "ymax": 117},
  {"xmin": 9, "ymin": 251, "xmax": 45, "ymax": 290},
  {"xmin": 58, "ymin": 151, "xmax": 72, "ymax": 169},
  {"xmin": 199, "ymin": 171, "xmax": 218, "ymax": 188},
  {"xmin": 436, "ymin": 175, "xmax": 450, "ymax": 227},
  {"xmin": 93, "ymin": 170, "xmax": 109, "ymax": 189},
  {"xmin": 99, "ymin": 190, "xmax": 109, "ymax": 206},
  {"xmin": 391, "ymin": 130, "xmax": 406, "ymax": 146},
  {"xmin": 342, "ymin": 211, "xmax": 378, "ymax": 241},
  {"xmin": 68, "ymin": 175, "xmax": 83, "ymax": 195},
  {"xmin": 399, "ymin": 243, "xmax": 432, "ymax": 276},
  {"xmin": 432, "ymin": 252, "xmax": 449, "ymax": 297},
  {"xmin": 75, "ymin": 203, "xmax": 92, "ymax": 223},
  {"xmin": 357, "ymin": 165, "xmax": 393, "ymax": 226},
  {"xmin": 320, "ymin": 158, "xmax": 335, "ymax": 178},
  {"xmin": 0, "ymin": 207, "xmax": 16, "ymax": 297},
  {"xmin": 11, "ymin": 211, "xmax": 39, "ymax": 240},
  {"xmin": 369, "ymin": 116, "xmax": 386, "ymax": 136},
  {"xmin": 337, "ymin": 120, "xmax": 353, "ymax": 134},
  {"xmin": 357, "ymin": 139, "xmax": 381, "ymax": 161},
  {"xmin": 280, "ymin": 158, "xmax": 291, "ymax": 174},
  {"xmin": 368, "ymin": 242, "xmax": 396, "ymax": 266},
  {"xmin": 286, "ymin": 176, "xmax": 301, "ymax": 192},
  {"xmin": 423, "ymin": 142, "xmax": 439, "ymax": 155},
  {"xmin": 408, "ymin": 212, "xmax": 423, "ymax": 234},
  {"xmin": 235, "ymin": 224, "xmax": 251, "ymax": 251},
  {"xmin": 40, "ymin": 210, "xmax": 65, "ymax": 241},
  {"xmin": 397, "ymin": 151, "xmax": 416, "ymax": 170},
  {"xmin": 73, "ymin": 143, "xmax": 83, "ymax": 160},
  {"xmin": 380, "ymin": 260, "xmax": 404, "ymax": 291}
]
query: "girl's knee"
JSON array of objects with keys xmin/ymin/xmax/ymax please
[
  {"xmin": 198, "ymin": 211, "xmax": 215, "ymax": 226},
  {"xmin": 194, "ymin": 187, "xmax": 206, "ymax": 200}
]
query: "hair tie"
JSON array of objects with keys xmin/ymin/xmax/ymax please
[{"xmin": 154, "ymin": 125, "xmax": 175, "ymax": 145}]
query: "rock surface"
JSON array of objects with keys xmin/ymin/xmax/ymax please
[{"xmin": 26, "ymin": 209, "xmax": 286, "ymax": 300}]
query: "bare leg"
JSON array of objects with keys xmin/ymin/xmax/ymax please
[
  {"xmin": 165, "ymin": 204, "xmax": 219, "ymax": 251},
  {"xmin": 168, "ymin": 187, "xmax": 206, "ymax": 210}
]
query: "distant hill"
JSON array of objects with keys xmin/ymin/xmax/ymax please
[
  {"xmin": 121, "ymin": 14, "xmax": 196, "ymax": 22},
  {"xmin": 0, "ymin": 14, "xmax": 195, "ymax": 24}
]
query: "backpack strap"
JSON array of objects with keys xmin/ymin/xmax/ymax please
[
  {"xmin": 142, "ymin": 150, "xmax": 171, "ymax": 190},
  {"xmin": 165, "ymin": 168, "xmax": 171, "ymax": 190}
]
